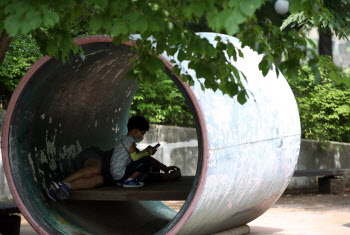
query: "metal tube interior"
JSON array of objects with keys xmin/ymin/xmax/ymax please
[{"xmin": 6, "ymin": 41, "xmax": 203, "ymax": 234}]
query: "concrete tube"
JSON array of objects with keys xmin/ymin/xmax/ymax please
[{"xmin": 1, "ymin": 33, "xmax": 300, "ymax": 234}]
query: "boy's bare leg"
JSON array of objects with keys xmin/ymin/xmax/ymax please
[
  {"xmin": 48, "ymin": 159, "xmax": 103, "ymax": 200},
  {"xmin": 61, "ymin": 158, "xmax": 102, "ymax": 183},
  {"xmin": 128, "ymin": 171, "xmax": 142, "ymax": 179},
  {"xmin": 69, "ymin": 175, "xmax": 104, "ymax": 190}
]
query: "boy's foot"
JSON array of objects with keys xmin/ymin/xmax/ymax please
[
  {"xmin": 53, "ymin": 182, "xmax": 71, "ymax": 200},
  {"xmin": 123, "ymin": 179, "xmax": 144, "ymax": 188},
  {"xmin": 47, "ymin": 188, "xmax": 58, "ymax": 202}
]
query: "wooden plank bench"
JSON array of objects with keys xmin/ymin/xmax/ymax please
[
  {"xmin": 0, "ymin": 201, "xmax": 21, "ymax": 235},
  {"xmin": 69, "ymin": 176, "xmax": 195, "ymax": 201},
  {"xmin": 293, "ymin": 168, "xmax": 350, "ymax": 194},
  {"xmin": 293, "ymin": 169, "xmax": 350, "ymax": 177}
]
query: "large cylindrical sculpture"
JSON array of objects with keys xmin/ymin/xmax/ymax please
[{"xmin": 1, "ymin": 33, "xmax": 300, "ymax": 234}]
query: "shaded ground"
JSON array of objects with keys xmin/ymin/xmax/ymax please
[{"xmin": 20, "ymin": 192, "xmax": 350, "ymax": 234}]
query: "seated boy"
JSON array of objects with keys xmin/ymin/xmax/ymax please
[{"xmin": 110, "ymin": 116, "xmax": 181, "ymax": 187}]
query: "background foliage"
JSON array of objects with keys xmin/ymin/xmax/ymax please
[
  {"xmin": 288, "ymin": 67, "xmax": 350, "ymax": 143},
  {"xmin": 0, "ymin": 35, "xmax": 41, "ymax": 108},
  {"xmin": 130, "ymin": 70, "xmax": 194, "ymax": 127}
]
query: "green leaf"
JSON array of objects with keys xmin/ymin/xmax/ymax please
[
  {"xmin": 4, "ymin": 2, "xmax": 18, "ymax": 14},
  {"xmin": 113, "ymin": 36, "xmax": 122, "ymax": 46},
  {"xmin": 231, "ymin": 65, "xmax": 240, "ymax": 79},
  {"xmin": 311, "ymin": 64, "xmax": 321, "ymax": 84},
  {"xmin": 43, "ymin": 12, "xmax": 60, "ymax": 27},
  {"xmin": 330, "ymin": 70, "xmax": 341, "ymax": 83},
  {"xmin": 71, "ymin": 6, "xmax": 82, "ymax": 19},
  {"xmin": 4, "ymin": 15, "xmax": 21, "ymax": 36},
  {"xmin": 275, "ymin": 68, "xmax": 280, "ymax": 78},
  {"xmin": 135, "ymin": 19, "xmax": 148, "ymax": 33},
  {"xmin": 238, "ymin": 49, "xmax": 243, "ymax": 58},
  {"xmin": 183, "ymin": 2, "xmax": 205, "ymax": 18},
  {"xmin": 228, "ymin": 0, "xmax": 239, "ymax": 8},
  {"xmin": 111, "ymin": 21, "xmax": 129, "ymax": 36},
  {"xmin": 95, "ymin": 0, "xmax": 108, "ymax": 8},
  {"xmin": 84, "ymin": 0, "xmax": 95, "ymax": 7},
  {"xmin": 226, "ymin": 23, "xmax": 238, "ymax": 35},
  {"xmin": 79, "ymin": 53, "xmax": 86, "ymax": 61},
  {"xmin": 172, "ymin": 66, "xmax": 180, "ymax": 76},
  {"xmin": 226, "ymin": 82, "xmax": 239, "ymax": 97},
  {"xmin": 225, "ymin": 11, "xmax": 239, "ymax": 35},
  {"xmin": 90, "ymin": 15, "xmax": 103, "ymax": 31},
  {"xmin": 259, "ymin": 58, "xmax": 269, "ymax": 76},
  {"xmin": 235, "ymin": 8, "xmax": 248, "ymax": 25},
  {"xmin": 237, "ymin": 89, "xmax": 247, "ymax": 104},
  {"xmin": 24, "ymin": 11, "xmax": 42, "ymax": 33},
  {"xmin": 240, "ymin": 0, "xmax": 263, "ymax": 17},
  {"xmin": 227, "ymin": 45, "xmax": 237, "ymax": 61},
  {"xmin": 46, "ymin": 40, "xmax": 58, "ymax": 56},
  {"xmin": 289, "ymin": 1, "xmax": 304, "ymax": 13},
  {"xmin": 177, "ymin": 50, "xmax": 186, "ymax": 61}
]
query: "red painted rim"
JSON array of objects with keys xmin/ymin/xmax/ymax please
[
  {"xmin": 1, "ymin": 35, "xmax": 209, "ymax": 234},
  {"xmin": 157, "ymin": 54, "xmax": 209, "ymax": 234},
  {"xmin": 1, "ymin": 55, "xmax": 51, "ymax": 234}
]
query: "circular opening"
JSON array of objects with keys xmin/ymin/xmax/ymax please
[{"xmin": 3, "ymin": 37, "xmax": 207, "ymax": 234}]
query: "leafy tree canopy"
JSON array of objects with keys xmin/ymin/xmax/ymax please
[{"xmin": 1, "ymin": 0, "xmax": 350, "ymax": 104}]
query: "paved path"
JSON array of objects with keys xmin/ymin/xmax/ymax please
[
  {"xmin": 248, "ymin": 193, "xmax": 350, "ymax": 235},
  {"xmin": 19, "ymin": 192, "xmax": 350, "ymax": 234}
]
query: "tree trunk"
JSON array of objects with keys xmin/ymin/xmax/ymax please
[
  {"xmin": 318, "ymin": 27, "xmax": 333, "ymax": 60},
  {"xmin": 318, "ymin": 27, "xmax": 333, "ymax": 85},
  {"xmin": 0, "ymin": 30, "xmax": 12, "ymax": 66}
]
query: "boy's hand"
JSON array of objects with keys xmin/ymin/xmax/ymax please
[{"xmin": 146, "ymin": 145, "xmax": 157, "ymax": 155}]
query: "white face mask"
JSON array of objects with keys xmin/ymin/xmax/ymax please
[
  {"xmin": 135, "ymin": 136, "xmax": 143, "ymax": 142},
  {"xmin": 135, "ymin": 130, "xmax": 143, "ymax": 142}
]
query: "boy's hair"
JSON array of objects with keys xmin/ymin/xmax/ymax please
[{"xmin": 127, "ymin": 116, "xmax": 150, "ymax": 131}]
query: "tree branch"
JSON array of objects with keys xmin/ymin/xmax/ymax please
[{"xmin": 0, "ymin": 30, "xmax": 12, "ymax": 66}]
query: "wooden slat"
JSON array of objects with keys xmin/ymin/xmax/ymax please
[
  {"xmin": 293, "ymin": 169, "xmax": 350, "ymax": 177},
  {"xmin": 68, "ymin": 176, "xmax": 194, "ymax": 201},
  {"xmin": 0, "ymin": 202, "xmax": 20, "ymax": 216}
]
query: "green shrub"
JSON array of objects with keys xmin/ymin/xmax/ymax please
[{"xmin": 287, "ymin": 68, "xmax": 350, "ymax": 142}]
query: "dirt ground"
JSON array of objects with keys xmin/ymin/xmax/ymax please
[{"xmin": 20, "ymin": 192, "xmax": 350, "ymax": 234}]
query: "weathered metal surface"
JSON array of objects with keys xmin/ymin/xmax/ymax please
[
  {"xmin": 162, "ymin": 33, "xmax": 300, "ymax": 235},
  {"xmin": 1, "ymin": 34, "xmax": 300, "ymax": 235}
]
